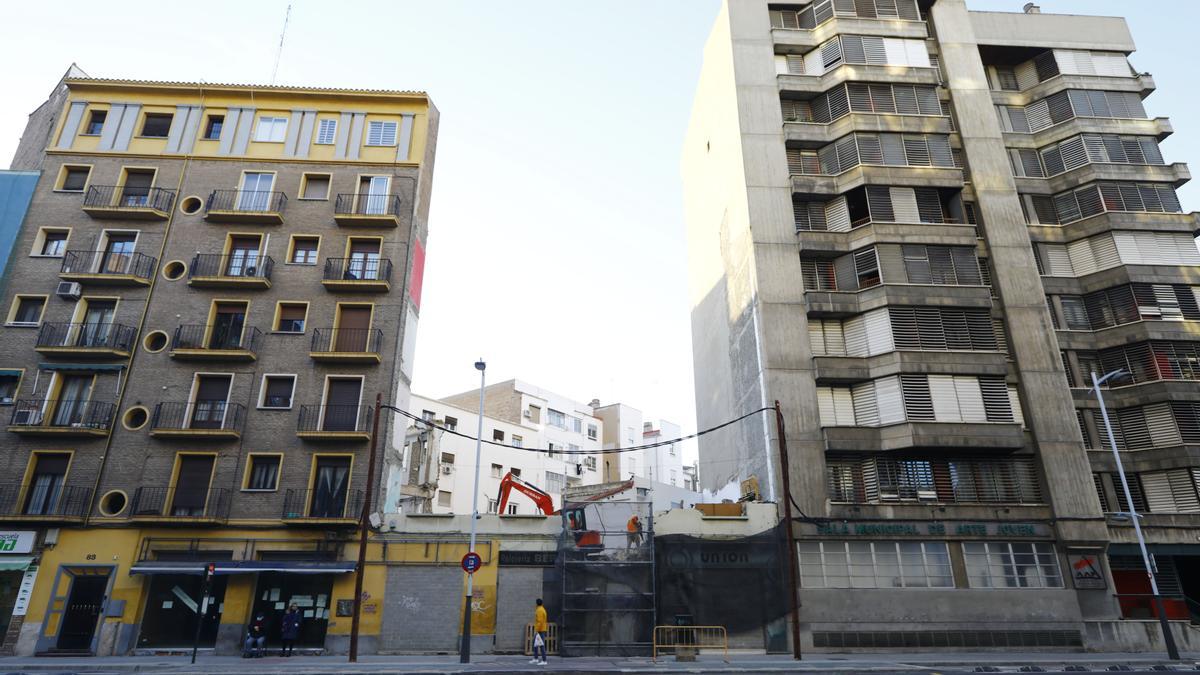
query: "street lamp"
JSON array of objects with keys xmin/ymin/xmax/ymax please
[
  {"xmin": 1090, "ymin": 370, "xmax": 1180, "ymax": 661},
  {"xmin": 459, "ymin": 359, "xmax": 486, "ymax": 663}
]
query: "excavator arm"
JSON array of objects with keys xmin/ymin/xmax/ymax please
[{"xmin": 496, "ymin": 471, "xmax": 556, "ymax": 515}]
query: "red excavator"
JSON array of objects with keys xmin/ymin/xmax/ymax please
[{"xmin": 495, "ymin": 472, "xmax": 634, "ymax": 549}]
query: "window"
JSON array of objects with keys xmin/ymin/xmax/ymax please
[
  {"xmin": 441, "ymin": 452, "xmax": 455, "ymax": 464},
  {"xmin": 854, "ymin": 248, "xmax": 881, "ymax": 288},
  {"xmin": 275, "ymin": 303, "xmax": 307, "ymax": 333},
  {"xmin": 24, "ymin": 453, "xmax": 70, "ymax": 516},
  {"xmin": 491, "ymin": 463, "xmax": 503, "ymax": 478},
  {"xmin": 0, "ymin": 372, "xmax": 19, "ymax": 404},
  {"xmin": 259, "ymin": 375, "xmax": 295, "ymax": 409},
  {"xmin": 511, "ymin": 468, "xmax": 521, "ymax": 478},
  {"xmin": 438, "ymin": 491, "xmax": 452, "ymax": 507},
  {"xmin": 798, "ymin": 541, "xmax": 954, "ymax": 588},
  {"xmin": 444, "ymin": 416, "xmax": 458, "ymax": 431},
  {"xmin": 587, "ymin": 424, "xmax": 597, "ymax": 440},
  {"xmin": 507, "ymin": 503, "xmax": 519, "ymax": 515},
  {"xmin": 547, "ymin": 442, "xmax": 559, "ymax": 457},
  {"xmin": 59, "ymin": 166, "xmax": 90, "ymax": 192},
  {"xmin": 366, "ymin": 120, "xmax": 398, "ymax": 146},
  {"xmin": 963, "ymin": 542, "xmax": 1063, "ymax": 588},
  {"xmin": 527, "ymin": 405, "xmax": 541, "ymax": 423},
  {"xmin": 546, "ymin": 472, "xmax": 565, "ymax": 494},
  {"xmin": 140, "ymin": 113, "xmax": 173, "ymax": 137},
  {"xmin": 670, "ymin": 470, "xmax": 677, "ymax": 486},
  {"xmin": 254, "ymin": 116, "xmax": 288, "ymax": 142},
  {"xmin": 315, "ymin": 118, "xmax": 337, "ymax": 145},
  {"xmin": 584, "ymin": 456, "xmax": 597, "ymax": 471},
  {"xmin": 571, "ymin": 417, "xmax": 582, "ymax": 433},
  {"xmin": 487, "ymin": 499, "xmax": 498, "ymax": 514},
  {"xmin": 288, "ymin": 236, "xmax": 319, "ymax": 265},
  {"xmin": 84, "ymin": 110, "xmax": 106, "ymax": 135},
  {"xmin": 203, "ymin": 115, "xmax": 224, "ymax": 140},
  {"xmin": 1059, "ymin": 296, "xmax": 1091, "ymax": 330},
  {"xmin": 512, "ymin": 435, "xmax": 523, "ymax": 448},
  {"xmin": 36, "ymin": 229, "xmax": 68, "ymax": 257},
  {"xmin": 421, "ymin": 409, "xmax": 435, "ymax": 421},
  {"xmin": 568, "ymin": 443, "xmax": 580, "ymax": 455},
  {"xmin": 547, "ymin": 409, "xmax": 567, "ymax": 428},
  {"xmin": 8, "ymin": 296, "xmax": 45, "ymax": 325},
  {"xmin": 493, "ymin": 429, "xmax": 505, "ymax": 441},
  {"xmin": 300, "ymin": 174, "xmax": 331, "ymax": 200},
  {"xmin": 246, "ymin": 455, "xmax": 281, "ymax": 491}
]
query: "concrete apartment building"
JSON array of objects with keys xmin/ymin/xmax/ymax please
[
  {"xmin": 386, "ymin": 393, "xmax": 607, "ymax": 515},
  {"xmin": 0, "ymin": 73, "xmax": 436, "ymax": 655},
  {"xmin": 685, "ymin": 0, "xmax": 1200, "ymax": 651}
]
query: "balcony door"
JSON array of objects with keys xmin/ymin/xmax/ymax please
[
  {"xmin": 238, "ymin": 172, "xmax": 274, "ymax": 211},
  {"xmin": 225, "ymin": 237, "xmax": 261, "ymax": 277},
  {"xmin": 52, "ymin": 375, "xmax": 94, "ymax": 427},
  {"xmin": 171, "ymin": 455, "xmax": 214, "ymax": 516},
  {"xmin": 209, "ymin": 303, "xmax": 246, "ymax": 351},
  {"xmin": 321, "ymin": 378, "xmax": 361, "ymax": 432},
  {"xmin": 77, "ymin": 300, "xmax": 115, "ymax": 348},
  {"xmin": 346, "ymin": 240, "xmax": 380, "ymax": 280},
  {"xmin": 334, "ymin": 306, "xmax": 370, "ymax": 352},
  {"xmin": 23, "ymin": 453, "xmax": 69, "ymax": 515},
  {"xmin": 121, "ymin": 171, "xmax": 153, "ymax": 207},
  {"xmin": 360, "ymin": 176, "xmax": 389, "ymax": 215},
  {"xmin": 189, "ymin": 375, "xmax": 231, "ymax": 429},
  {"xmin": 310, "ymin": 456, "xmax": 350, "ymax": 518},
  {"xmin": 98, "ymin": 234, "xmax": 136, "ymax": 275}
]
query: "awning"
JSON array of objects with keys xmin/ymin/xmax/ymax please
[
  {"xmin": 38, "ymin": 363, "xmax": 125, "ymax": 372},
  {"xmin": 129, "ymin": 560, "xmax": 356, "ymax": 576},
  {"xmin": 0, "ymin": 370, "xmax": 22, "ymax": 378},
  {"xmin": 1109, "ymin": 543, "xmax": 1200, "ymax": 557},
  {"xmin": 0, "ymin": 557, "xmax": 35, "ymax": 571}
]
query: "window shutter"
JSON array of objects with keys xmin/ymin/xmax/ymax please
[
  {"xmin": 826, "ymin": 86, "xmax": 850, "ymax": 120},
  {"xmin": 802, "ymin": 260, "xmax": 837, "ymax": 290},
  {"xmin": 893, "ymin": 85, "xmax": 919, "ymax": 115},
  {"xmin": 1140, "ymin": 471, "xmax": 1174, "ymax": 513},
  {"xmin": 1144, "ymin": 403, "xmax": 1182, "ymax": 447},
  {"xmin": 865, "ymin": 186, "xmax": 894, "ymax": 222},
  {"xmin": 1061, "ymin": 296, "xmax": 1090, "ymax": 329},
  {"xmin": 889, "ymin": 188, "xmax": 919, "ymax": 222},
  {"xmin": 978, "ymin": 377, "xmax": 1012, "ymax": 422},
  {"xmin": 841, "ymin": 35, "xmax": 866, "ymax": 64},
  {"xmin": 863, "ymin": 308, "xmax": 894, "ymax": 355},
  {"xmin": 1167, "ymin": 470, "xmax": 1200, "ymax": 513},
  {"xmin": 889, "ymin": 307, "xmax": 919, "ymax": 349},
  {"xmin": 817, "ymin": 387, "xmax": 836, "ymax": 426},
  {"xmin": 1077, "ymin": 410, "xmax": 1093, "ymax": 449},
  {"xmin": 809, "ymin": 321, "xmax": 827, "ymax": 355},
  {"xmin": 1093, "ymin": 409, "xmax": 1125, "ymax": 451},
  {"xmin": 1006, "ymin": 106, "xmax": 1030, "ymax": 133},
  {"xmin": 1041, "ymin": 244, "xmax": 1072, "ymax": 276},
  {"xmin": 927, "ymin": 136, "xmax": 953, "ymax": 167},
  {"xmin": 900, "ymin": 374, "xmax": 934, "ymax": 421},
  {"xmin": 821, "ymin": 36, "xmax": 844, "ymax": 71},
  {"xmin": 856, "ymin": 133, "xmax": 883, "ymax": 165},
  {"xmin": 902, "ymin": 245, "xmax": 932, "ymax": 284},
  {"xmin": 1026, "ymin": 99, "xmax": 1052, "ymax": 131},
  {"xmin": 847, "ymin": 83, "xmax": 873, "ymax": 112},
  {"xmin": 915, "ymin": 307, "xmax": 947, "ymax": 350},
  {"xmin": 880, "ymin": 134, "xmax": 907, "ymax": 165},
  {"xmin": 825, "ymin": 196, "xmax": 851, "ymax": 231},
  {"xmin": 868, "ymin": 84, "xmax": 897, "ymax": 113},
  {"xmin": 1016, "ymin": 148, "xmax": 1044, "ymax": 177},
  {"xmin": 950, "ymin": 247, "xmax": 982, "ymax": 284},
  {"xmin": 914, "ymin": 188, "xmax": 943, "ymax": 223},
  {"xmin": 1173, "ymin": 403, "xmax": 1200, "ymax": 444},
  {"xmin": 854, "ymin": 248, "xmax": 882, "ymax": 287},
  {"xmin": 1039, "ymin": 145, "xmax": 1065, "ymax": 176},
  {"xmin": 955, "ymin": 376, "xmax": 988, "ymax": 422},
  {"xmin": 927, "ymin": 375, "xmax": 960, "ymax": 422},
  {"xmin": 851, "ymin": 381, "xmax": 879, "ymax": 426},
  {"xmin": 1015, "ymin": 60, "xmax": 1040, "ymax": 90},
  {"xmin": 875, "ymin": 376, "xmax": 905, "ymax": 424},
  {"xmin": 915, "ymin": 86, "xmax": 940, "ymax": 115},
  {"xmin": 902, "ymin": 135, "xmax": 931, "ymax": 166},
  {"xmin": 836, "ymin": 134, "xmax": 860, "ymax": 171},
  {"xmin": 1046, "ymin": 91, "xmax": 1073, "ymax": 124},
  {"xmin": 843, "ymin": 315, "xmax": 868, "ymax": 357}
]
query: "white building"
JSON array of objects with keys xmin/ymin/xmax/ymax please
[{"xmin": 591, "ymin": 403, "xmax": 702, "ymax": 510}]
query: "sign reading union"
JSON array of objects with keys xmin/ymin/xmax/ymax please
[{"xmin": 814, "ymin": 522, "xmax": 1046, "ymax": 537}]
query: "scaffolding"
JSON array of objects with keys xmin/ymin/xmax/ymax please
[{"xmin": 558, "ymin": 500, "xmax": 656, "ymax": 656}]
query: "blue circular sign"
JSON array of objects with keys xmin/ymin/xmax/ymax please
[{"xmin": 462, "ymin": 552, "xmax": 482, "ymax": 574}]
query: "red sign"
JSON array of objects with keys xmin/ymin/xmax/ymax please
[{"xmin": 461, "ymin": 552, "xmax": 482, "ymax": 574}]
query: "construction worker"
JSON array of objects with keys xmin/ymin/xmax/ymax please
[
  {"xmin": 530, "ymin": 598, "xmax": 549, "ymax": 666},
  {"xmin": 626, "ymin": 514, "xmax": 643, "ymax": 549}
]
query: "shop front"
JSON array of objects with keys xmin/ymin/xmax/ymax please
[{"xmin": 0, "ymin": 531, "xmax": 39, "ymax": 654}]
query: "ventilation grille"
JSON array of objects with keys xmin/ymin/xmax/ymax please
[{"xmin": 813, "ymin": 630, "xmax": 1082, "ymax": 649}]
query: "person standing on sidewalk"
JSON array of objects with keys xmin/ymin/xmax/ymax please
[
  {"xmin": 530, "ymin": 598, "xmax": 549, "ymax": 666},
  {"xmin": 279, "ymin": 604, "xmax": 301, "ymax": 657}
]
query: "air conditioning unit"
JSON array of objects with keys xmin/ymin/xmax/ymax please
[
  {"xmin": 12, "ymin": 409, "xmax": 42, "ymax": 426},
  {"xmin": 56, "ymin": 281, "xmax": 82, "ymax": 300},
  {"xmin": 441, "ymin": 466, "xmax": 453, "ymax": 475},
  {"xmin": 522, "ymin": 409, "xmax": 531, "ymax": 418}
]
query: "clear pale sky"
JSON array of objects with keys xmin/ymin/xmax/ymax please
[{"xmin": 2, "ymin": 2, "xmax": 1197, "ymax": 465}]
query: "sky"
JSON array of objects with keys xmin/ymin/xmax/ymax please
[{"xmin": 1, "ymin": 1, "xmax": 1198, "ymax": 466}]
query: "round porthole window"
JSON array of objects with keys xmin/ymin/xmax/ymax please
[
  {"xmin": 143, "ymin": 330, "xmax": 169, "ymax": 353},
  {"xmin": 162, "ymin": 260, "xmax": 187, "ymax": 281},
  {"xmin": 98, "ymin": 490, "xmax": 128, "ymax": 517},
  {"xmin": 180, "ymin": 196, "xmax": 203, "ymax": 215},
  {"xmin": 122, "ymin": 406, "xmax": 149, "ymax": 430}
]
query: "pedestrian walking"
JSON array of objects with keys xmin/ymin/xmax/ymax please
[
  {"xmin": 530, "ymin": 598, "xmax": 549, "ymax": 666},
  {"xmin": 279, "ymin": 603, "xmax": 301, "ymax": 657},
  {"xmin": 243, "ymin": 611, "xmax": 267, "ymax": 658}
]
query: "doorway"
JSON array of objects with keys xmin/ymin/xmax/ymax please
[
  {"xmin": 250, "ymin": 572, "xmax": 334, "ymax": 647},
  {"xmin": 137, "ymin": 574, "xmax": 228, "ymax": 648},
  {"xmin": 321, "ymin": 379, "xmax": 361, "ymax": 432},
  {"xmin": 225, "ymin": 237, "xmax": 261, "ymax": 277},
  {"xmin": 171, "ymin": 455, "xmax": 215, "ymax": 516},
  {"xmin": 209, "ymin": 303, "xmax": 246, "ymax": 350},
  {"xmin": 311, "ymin": 456, "xmax": 351, "ymax": 518},
  {"xmin": 77, "ymin": 300, "xmax": 116, "ymax": 348},
  {"xmin": 189, "ymin": 375, "xmax": 231, "ymax": 429},
  {"xmin": 334, "ymin": 306, "xmax": 370, "ymax": 352},
  {"xmin": 56, "ymin": 573, "xmax": 108, "ymax": 651},
  {"xmin": 346, "ymin": 240, "xmax": 381, "ymax": 280},
  {"xmin": 360, "ymin": 176, "xmax": 389, "ymax": 215},
  {"xmin": 99, "ymin": 234, "xmax": 136, "ymax": 275}
]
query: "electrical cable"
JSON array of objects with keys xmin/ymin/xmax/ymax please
[{"xmin": 384, "ymin": 404, "xmax": 771, "ymax": 456}]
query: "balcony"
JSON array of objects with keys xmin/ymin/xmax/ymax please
[
  {"xmin": 334, "ymin": 193, "xmax": 401, "ymax": 227},
  {"xmin": 321, "ymin": 258, "xmax": 392, "ymax": 292},
  {"xmin": 59, "ymin": 250, "xmax": 155, "ymax": 286},
  {"xmin": 282, "ymin": 488, "xmax": 364, "ymax": 525},
  {"xmin": 0, "ymin": 484, "xmax": 92, "ymax": 522},
  {"xmin": 309, "ymin": 328, "xmax": 382, "ymax": 364},
  {"xmin": 129, "ymin": 486, "xmax": 231, "ymax": 523},
  {"xmin": 35, "ymin": 322, "xmax": 136, "ymax": 359},
  {"xmin": 149, "ymin": 401, "xmax": 244, "ymax": 439},
  {"xmin": 82, "ymin": 185, "xmax": 175, "ymax": 220},
  {"xmin": 187, "ymin": 254, "xmax": 274, "ymax": 289},
  {"xmin": 8, "ymin": 399, "xmax": 114, "ymax": 437},
  {"xmin": 297, "ymin": 405, "xmax": 372, "ymax": 441},
  {"xmin": 824, "ymin": 422, "xmax": 1027, "ymax": 452},
  {"xmin": 169, "ymin": 325, "xmax": 261, "ymax": 362},
  {"xmin": 204, "ymin": 190, "xmax": 287, "ymax": 224}
]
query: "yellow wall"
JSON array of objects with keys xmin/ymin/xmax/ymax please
[{"xmin": 51, "ymin": 80, "xmax": 431, "ymax": 166}]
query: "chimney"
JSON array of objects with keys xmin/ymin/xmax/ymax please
[
  {"xmin": 588, "ymin": 398, "xmax": 600, "ymax": 408},
  {"xmin": 1023, "ymin": 3, "xmax": 1040, "ymax": 13}
]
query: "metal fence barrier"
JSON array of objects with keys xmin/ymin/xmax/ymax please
[
  {"xmin": 652, "ymin": 625, "xmax": 727, "ymax": 662},
  {"xmin": 523, "ymin": 622, "xmax": 558, "ymax": 656}
]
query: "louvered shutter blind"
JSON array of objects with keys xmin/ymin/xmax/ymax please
[
  {"xmin": 1144, "ymin": 403, "xmax": 1182, "ymax": 447},
  {"xmin": 1046, "ymin": 91, "xmax": 1073, "ymax": 124},
  {"xmin": 915, "ymin": 87, "xmax": 940, "ymax": 115},
  {"xmin": 863, "ymin": 36, "xmax": 888, "ymax": 65},
  {"xmin": 854, "ymin": 248, "xmax": 882, "ymax": 287},
  {"xmin": 802, "ymin": 260, "xmax": 837, "ymax": 290},
  {"xmin": 1041, "ymin": 244, "xmax": 1072, "ymax": 276},
  {"xmin": 809, "ymin": 321, "xmax": 828, "ymax": 355},
  {"xmin": 1031, "ymin": 196, "xmax": 1058, "ymax": 224},
  {"xmin": 949, "ymin": 247, "xmax": 982, "ymax": 284},
  {"xmin": 825, "ymin": 196, "xmax": 851, "ymax": 231},
  {"xmin": 847, "ymin": 83, "xmax": 873, "ymax": 112},
  {"xmin": 889, "ymin": 307, "xmax": 919, "ymax": 349},
  {"xmin": 902, "ymin": 245, "xmax": 932, "ymax": 284},
  {"xmin": 978, "ymin": 376, "xmax": 1013, "ymax": 422},
  {"xmin": 880, "ymin": 134, "xmax": 906, "ymax": 165},
  {"xmin": 1015, "ymin": 148, "xmax": 1044, "ymax": 177},
  {"xmin": 865, "ymin": 186, "xmax": 894, "ymax": 222},
  {"xmin": 821, "ymin": 36, "xmax": 844, "ymax": 71},
  {"xmin": 1026, "ymin": 99, "xmax": 1052, "ymax": 131},
  {"xmin": 1034, "ymin": 50, "xmax": 1060, "ymax": 81},
  {"xmin": 851, "ymin": 381, "xmax": 879, "ymax": 426},
  {"xmin": 927, "ymin": 136, "xmax": 954, "ymax": 167},
  {"xmin": 875, "ymin": 376, "xmax": 905, "ymax": 424},
  {"xmin": 1058, "ymin": 136, "xmax": 1089, "ymax": 172},
  {"xmin": 857, "ymin": 133, "xmax": 883, "ymax": 165},
  {"xmin": 1167, "ymin": 470, "xmax": 1200, "ymax": 513},
  {"xmin": 781, "ymin": 99, "xmax": 811, "ymax": 122},
  {"xmin": 1093, "ymin": 474, "xmax": 1109, "ymax": 511},
  {"xmin": 864, "ymin": 308, "xmax": 894, "ymax": 355},
  {"xmin": 956, "ymin": 376, "xmax": 988, "ymax": 422},
  {"xmin": 1008, "ymin": 386, "xmax": 1025, "ymax": 427},
  {"xmin": 890, "ymin": 187, "xmax": 919, "ymax": 222},
  {"xmin": 1015, "ymin": 60, "xmax": 1040, "ymax": 90},
  {"xmin": 769, "ymin": 10, "xmax": 800, "ymax": 29},
  {"xmin": 1039, "ymin": 145, "xmax": 1065, "ymax": 176},
  {"xmin": 842, "ymin": 35, "xmax": 866, "ymax": 64},
  {"xmin": 900, "ymin": 374, "xmax": 934, "ymax": 421},
  {"xmin": 817, "ymin": 388, "xmax": 836, "ymax": 426},
  {"xmin": 927, "ymin": 375, "xmax": 960, "ymax": 422},
  {"xmin": 826, "ymin": 86, "xmax": 850, "ymax": 120},
  {"xmin": 914, "ymin": 188, "xmax": 943, "ymax": 223},
  {"xmin": 1093, "ymin": 409, "xmax": 1125, "ymax": 451},
  {"xmin": 1140, "ymin": 471, "xmax": 1175, "ymax": 513},
  {"xmin": 894, "ymin": 86, "xmax": 919, "ymax": 115},
  {"xmin": 1077, "ymin": 410, "xmax": 1093, "ymax": 449},
  {"xmin": 794, "ymin": 199, "xmax": 827, "ymax": 231},
  {"xmin": 1060, "ymin": 296, "xmax": 1090, "ymax": 329},
  {"xmin": 1006, "ymin": 106, "xmax": 1030, "ymax": 133},
  {"xmin": 1173, "ymin": 403, "xmax": 1200, "ymax": 444},
  {"xmin": 843, "ymin": 315, "xmax": 868, "ymax": 357}
]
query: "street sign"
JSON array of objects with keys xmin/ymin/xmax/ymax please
[{"xmin": 461, "ymin": 552, "xmax": 482, "ymax": 574}]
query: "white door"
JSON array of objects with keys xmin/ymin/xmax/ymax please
[
  {"xmin": 238, "ymin": 173, "xmax": 275, "ymax": 211},
  {"xmin": 364, "ymin": 176, "xmax": 389, "ymax": 215}
]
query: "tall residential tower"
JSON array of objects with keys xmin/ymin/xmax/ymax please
[{"xmin": 685, "ymin": 0, "xmax": 1198, "ymax": 650}]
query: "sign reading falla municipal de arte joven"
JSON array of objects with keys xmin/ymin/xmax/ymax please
[{"xmin": 813, "ymin": 521, "xmax": 1048, "ymax": 537}]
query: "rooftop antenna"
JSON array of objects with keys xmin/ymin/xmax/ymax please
[{"xmin": 270, "ymin": 4, "xmax": 292, "ymax": 85}]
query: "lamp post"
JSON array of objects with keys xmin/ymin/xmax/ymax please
[
  {"xmin": 1090, "ymin": 370, "xmax": 1179, "ymax": 661},
  {"xmin": 459, "ymin": 359, "xmax": 486, "ymax": 663}
]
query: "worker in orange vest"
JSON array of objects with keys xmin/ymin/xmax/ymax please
[{"xmin": 626, "ymin": 514, "xmax": 643, "ymax": 549}]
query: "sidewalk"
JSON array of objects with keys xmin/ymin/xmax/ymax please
[{"xmin": 0, "ymin": 651, "xmax": 1196, "ymax": 674}]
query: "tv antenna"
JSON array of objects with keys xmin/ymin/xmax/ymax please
[{"xmin": 270, "ymin": 4, "xmax": 292, "ymax": 85}]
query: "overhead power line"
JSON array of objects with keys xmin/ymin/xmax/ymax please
[{"xmin": 386, "ymin": 404, "xmax": 771, "ymax": 456}]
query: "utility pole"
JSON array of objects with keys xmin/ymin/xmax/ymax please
[
  {"xmin": 773, "ymin": 401, "xmax": 802, "ymax": 660},
  {"xmin": 349, "ymin": 393, "xmax": 383, "ymax": 662}
]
